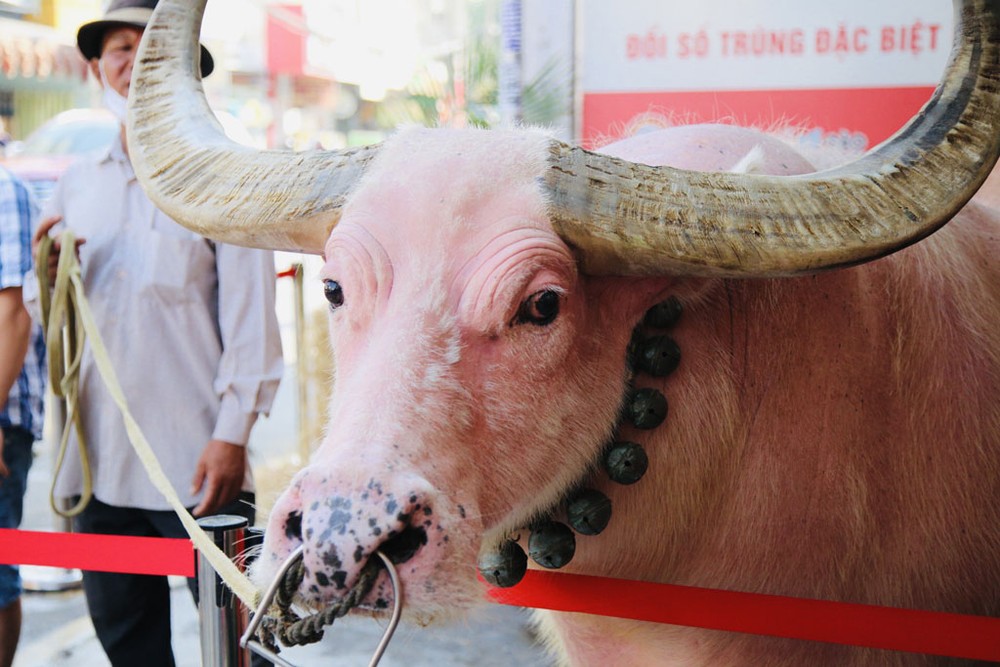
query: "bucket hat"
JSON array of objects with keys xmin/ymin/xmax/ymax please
[{"xmin": 77, "ymin": 0, "xmax": 214, "ymax": 77}]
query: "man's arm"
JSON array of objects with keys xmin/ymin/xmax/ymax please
[
  {"xmin": 190, "ymin": 242, "xmax": 283, "ymax": 516},
  {"xmin": 0, "ymin": 173, "xmax": 39, "ymax": 480},
  {"xmin": 0, "ymin": 286, "xmax": 31, "ymax": 478}
]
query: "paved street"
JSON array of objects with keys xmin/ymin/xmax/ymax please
[{"xmin": 12, "ymin": 284, "xmax": 554, "ymax": 666}]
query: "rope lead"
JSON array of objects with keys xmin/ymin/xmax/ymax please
[
  {"xmin": 244, "ymin": 548, "xmax": 403, "ymax": 666},
  {"xmin": 36, "ymin": 232, "xmax": 93, "ymax": 518}
]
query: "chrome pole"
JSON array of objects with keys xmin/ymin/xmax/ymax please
[{"xmin": 197, "ymin": 515, "xmax": 251, "ymax": 667}]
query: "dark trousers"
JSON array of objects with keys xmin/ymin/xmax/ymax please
[
  {"xmin": 73, "ymin": 492, "xmax": 262, "ymax": 667},
  {"xmin": 0, "ymin": 427, "xmax": 33, "ymax": 607}
]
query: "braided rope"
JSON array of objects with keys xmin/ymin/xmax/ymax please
[{"xmin": 257, "ymin": 551, "xmax": 385, "ymax": 651}]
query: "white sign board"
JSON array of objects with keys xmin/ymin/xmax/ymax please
[{"xmin": 578, "ymin": 0, "xmax": 953, "ymax": 149}]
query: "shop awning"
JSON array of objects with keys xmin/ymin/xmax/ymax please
[{"xmin": 0, "ymin": 16, "xmax": 87, "ymax": 81}]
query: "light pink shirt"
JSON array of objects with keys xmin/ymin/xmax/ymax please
[{"xmin": 24, "ymin": 135, "xmax": 283, "ymax": 510}]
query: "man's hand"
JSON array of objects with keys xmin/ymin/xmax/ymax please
[
  {"xmin": 0, "ymin": 429, "xmax": 8, "ymax": 481},
  {"xmin": 32, "ymin": 215, "xmax": 86, "ymax": 284},
  {"xmin": 190, "ymin": 439, "xmax": 246, "ymax": 517}
]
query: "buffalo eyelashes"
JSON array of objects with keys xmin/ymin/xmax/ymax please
[
  {"xmin": 323, "ymin": 279, "xmax": 345, "ymax": 311},
  {"xmin": 514, "ymin": 289, "xmax": 561, "ymax": 326}
]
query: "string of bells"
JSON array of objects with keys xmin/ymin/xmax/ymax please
[{"xmin": 477, "ymin": 296, "xmax": 683, "ymax": 587}]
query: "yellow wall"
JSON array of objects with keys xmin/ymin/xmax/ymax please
[
  {"xmin": 29, "ymin": 0, "xmax": 103, "ymax": 36},
  {"xmin": 26, "ymin": 0, "xmax": 54, "ymax": 27}
]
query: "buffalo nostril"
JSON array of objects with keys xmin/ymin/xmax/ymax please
[
  {"xmin": 380, "ymin": 525, "xmax": 428, "ymax": 564},
  {"xmin": 284, "ymin": 511, "xmax": 303, "ymax": 541}
]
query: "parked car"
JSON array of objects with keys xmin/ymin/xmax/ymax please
[{"xmin": 2, "ymin": 108, "xmax": 118, "ymax": 204}]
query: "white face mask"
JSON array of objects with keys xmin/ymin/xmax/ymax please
[{"xmin": 99, "ymin": 60, "xmax": 128, "ymax": 124}]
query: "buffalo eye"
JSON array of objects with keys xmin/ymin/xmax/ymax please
[
  {"xmin": 516, "ymin": 289, "xmax": 560, "ymax": 326},
  {"xmin": 323, "ymin": 279, "xmax": 345, "ymax": 310}
]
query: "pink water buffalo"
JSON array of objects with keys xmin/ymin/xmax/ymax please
[{"xmin": 127, "ymin": 0, "xmax": 1000, "ymax": 664}]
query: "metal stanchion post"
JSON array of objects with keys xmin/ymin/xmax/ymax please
[{"xmin": 197, "ymin": 515, "xmax": 251, "ymax": 667}]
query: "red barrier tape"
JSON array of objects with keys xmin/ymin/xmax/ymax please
[
  {"xmin": 3, "ymin": 529, "xmax": 998, "ymax": 659},
  {"xmin": 0, "ymin": 529, "xmax": 194, "ymax": 577},
  {"xmin": 486, "ymin": 571, "xmax": 1000, "ymax": 661}
]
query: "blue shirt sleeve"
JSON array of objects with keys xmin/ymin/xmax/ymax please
[{"xmin": 0, "ymin": 168, "xmax": 39, "ymax": 289}]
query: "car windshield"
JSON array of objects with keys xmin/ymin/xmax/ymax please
[{"xmin": 19, "ymin": 118, "xmax": 118, "ymax": 157}]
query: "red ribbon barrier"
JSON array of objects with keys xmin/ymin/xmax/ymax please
[
  {"xmin": 486, "ymin": 570, "xmax": 1000, "ymax": 661},
  {"xmin": 0, "ymin": 528, "xmax": 195, "ymax": 577},
  {"xmin": 3, "ymin": 529, "xmax": 999, "ymax": 659}
]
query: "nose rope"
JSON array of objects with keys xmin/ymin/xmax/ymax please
[{"xmin": 244, "ymin": 547, "xmax": 403, "ymax": 666}]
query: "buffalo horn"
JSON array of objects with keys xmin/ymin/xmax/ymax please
[{"xmin": 546, "ymin": 0, "xmax": 1000, "ymax": 277}]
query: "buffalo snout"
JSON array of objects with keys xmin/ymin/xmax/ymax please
[{"xmin": 258, "ymin": 470, "xmax": 441, "ymax": 607}]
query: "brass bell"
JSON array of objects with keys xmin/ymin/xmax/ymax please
[
  {"xmin": 477, "ymin": 540, "xmax": 528, "ymax": 588},
  {"xmin": 528, "ymin": 521, "xmax": 576, "ymax": 569},
  {"xmin": 637, "ymin": 335, "xmax": 681, "ymax": 377},
  {"xmin": 628, "ymin": 387, "xmax": 668, "ymax": 429},
  {"xmin": 604, "ymin": 441, "xmax": 649, "ymax": 485},
  {"xmin": 566, "ymin": 489, "xmax": 612, "ymax": 536},
  {"xmin": 643, "ymin": 296, "xmax": 682, "ymax": 329}
]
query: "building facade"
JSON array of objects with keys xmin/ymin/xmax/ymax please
[{"xmin": 0, "ymin": 0, "xmax": 94, "ymax": 141}]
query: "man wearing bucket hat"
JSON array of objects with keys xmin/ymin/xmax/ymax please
[
  {"xmin": 24, "ymin": 2, "xmax": 282, "ymax": 665},
  {"xmin": 76, "ymin": 0, "xmax": 215, "ymax": 78}
]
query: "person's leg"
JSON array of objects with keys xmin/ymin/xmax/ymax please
[
  {"xmin": 0, "ymin": 599, "xmax": 20, "ymax": 667},
  {"xmin": 0, "ymin": 428, "xmax": 33, "ymax": 667},
  {"xmin": 74, "ymin": 497, "xmax": 176, "ymax": 667}
]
